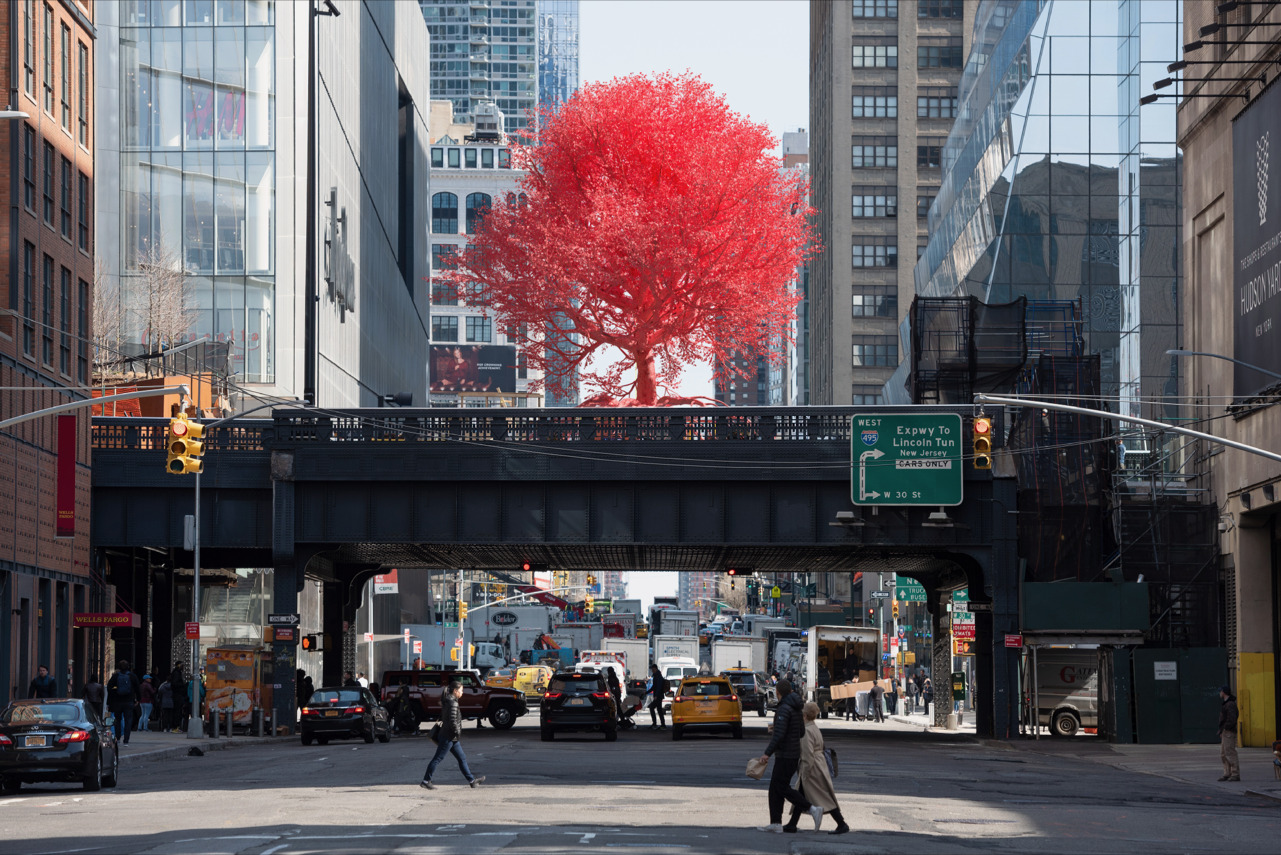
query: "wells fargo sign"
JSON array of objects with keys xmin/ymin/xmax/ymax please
[{"xmin": 74, "ymin": 612, "xmax": 141, "ymax": 628}]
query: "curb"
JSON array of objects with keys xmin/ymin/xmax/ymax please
[{"xmin": 121, "ymin": 735, "xmax": 296, "ymax": 764}]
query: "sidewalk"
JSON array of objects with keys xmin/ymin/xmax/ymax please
[{"xmin": 114, "ymin": 726, "xmax": 294, "ymax": 764}]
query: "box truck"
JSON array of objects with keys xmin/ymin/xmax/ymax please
[
  {"xmin": 802, "ymin": 625, "xmax": 881, "ymax": 718},
  {"xmin": 602, "ymin": 612, "xmax": 636, "ymax": 638},
  {"xmin": 602, "ymin": 638, "xmax": 650, "ymax": 681},
  {"xmin": 651, "ymin": 609, "xmax": 699, "ymax": 638},
  {"xmin": 554, "ymin": 622, "xmax": 604, "ymax": 652},
  {"xmin": 710, "ymin": 637, "xmax": 768, "ymax": 674},
  {"xmin": 651, "ymin": 634, "xmax": 699, "ymax": 663}
]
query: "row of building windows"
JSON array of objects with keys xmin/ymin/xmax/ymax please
[
  {"xmin": 852, "ymin": 88, "xmax": 959, "ymax": 119},
  {"xmin": 852, "ymin": 287, "xmax": 897, "ymax": 318},
  {"xmin": 431, "ymin": 191, "xmax": 527, "ymax": 235},
  {"xmin": 19, "ymin": 240, "xmax": 90, "ymax": 382},
  {"xmin": 852, "ymin": 0, "xmax": 963, "ymax": 17},
  {"xmin": 852, "ymin": 39, "xmax": 963, "ymax": 70},
  {"xmin": 22, "ymin": 0, "xmax": 91, "ymax": 148},
  {"xmin": 431, "ymin": 315, "xmax": 493, "ymax": 343},
  {"xmin": 852, "ymin": 384, "xmax": 885, "ymax": 405},
  {"xmin": 852, "ymin": 190, "xmax": 897, "ymax": 218},
  {"xmin": 852, "ymin": 238, "xmax": 898, "ymax": 268},
  {"xmin": 430, "ymin": 146, "xmax": 513, "ymax": 170},
  {"xmin": 119, "ymin": 0, "xmax": 276, "ymax": 27},
  {"xmin": 852, "ymin": 335, "xmax": 897, "ymax": 368},
  {"xmin": 21, "ymin": 124, "xmax": 91, "ymax": 253}
]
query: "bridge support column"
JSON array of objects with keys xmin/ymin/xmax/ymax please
[
  {"xmin": 271, "ymin": 560, "xmax": 301, "ymax": 735},
  {"xmin": 933, "ymin": 608, "xmax": 951, "ymax": 728},
  {"xmin": 321, "ymin": 580, "xmax": 346, "ymax": 688},
  {"xmin": 986, "ymin": 478, "xmax": 1020, "ymax": 740}
]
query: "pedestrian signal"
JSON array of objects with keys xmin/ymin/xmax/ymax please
[
  {"xmin": 301, "ymin": 634, "xmax": 319, "ymax": 651},
  {"xmin": 166, "ymin": 415, "xmax": 206, "ymax": 475},
  {"xmin": 972, "ymin": 417, "xmax": 992, "ymax": 470},
  {"xmin": 952, "ymin": 638, "xmax": 974, "ymax": 656}
]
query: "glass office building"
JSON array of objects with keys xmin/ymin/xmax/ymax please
[
  {"xmin": 910, "ymin": 0, "xmax": 1182, "ymax": 419},
  {"xmin": 538, "ymin": 0, "xmax": 579, "ymax": 114},
  {"xmin": 116, "ymin": 0, "xmax": 277, "ymax": 383}
]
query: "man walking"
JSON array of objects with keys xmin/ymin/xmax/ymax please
[
  {"xmin": 420, "ymin": 680, "xmax": 485, "ymax": 790},
  {"xmin": 1218, "ymin": 685, "xmax": 1240, "ymax": 782},
  {"xmin": 647, "ymin": 664, "xmax": 669, "ymax": 730},
  {"xmin": 106, "ymin": 660, "xmax": 139, "ymax": 745},
  {"xmin": 755, "ymin": 679, "xmax": 816, "ymax": 834},
  {"xmin": 869, "ymin": 678, "xmax": 885, "ymax": 723},
  {"xmin": 27, "ymin": 665, "xmax": 57, "ymax": 698}
]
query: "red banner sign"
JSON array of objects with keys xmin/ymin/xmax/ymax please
[
  {"xmin": 952, "ymin": 624, "xmax": 976, "ymax": 641},
  {"xmin": 56, "ymin": 414, "xmax": 76, "ymax": 538},
  {"xmin": 1004, "ymin": 634, "xmax": 1023, "ymax": 648},
  {"xmin": 186, "ymin": 621, "xmax": 201, "ymax": 640},
  {"xmin": 74, "ymin": 612, "xmax": 141, "ymax": 628}
]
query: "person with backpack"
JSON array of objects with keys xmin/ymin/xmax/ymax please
[
  {"xmin": 647, "ymin": 664, "xmax": 670, "ymax": 730},
  {"xmin": 106, "ymin": 660, "xmax": 139, "ymax": 745}
]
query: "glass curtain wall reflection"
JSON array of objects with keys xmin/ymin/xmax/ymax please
[
  {"xmin": 118, "ymin": 0, "xmax": 275, "ymax": 383},
  {"xmin": 913, "ymin": 0, "xmax": 1181, "ymax": 414}
]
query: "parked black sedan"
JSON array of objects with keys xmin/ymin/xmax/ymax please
[
  {"xmin": 299, "ymin": 687, "xmax": 391, "ymax": 746},
  {"xmin": 540, "ymin": 670, "xmax": 618, "ymax": 741},
  {"xmin": 0, "ymin": 698, "xmax": 119, "ymax": 792}
]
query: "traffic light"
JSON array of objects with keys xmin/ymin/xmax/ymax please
[
  {"xmin": 166, "ymin": 415, "xmax": 206, "ymax": 475},
  {"xmin": 301, "ymin": 634, "xmax": 320, "ymax": 652},
  {"xmin": 727, "ymin": 568, "xmax": 737, "ymax": 590},
  {"xmin": 892, "ymin": 600, "xmax": 900, "ymax": 620},
  {"xmin": 868, "ymin": 607, "xmax": 875, "ymax": 621},
  {"xmin": 459, "ymin": 601, "xmax": 469, "ymax": 621},
  {"xmin": 972, "ymin": 416, "xmax": 992, "ymax": 470},
  {"xmin": 952, "ymin": 638, "xmax": 974, "ymax": 656}
]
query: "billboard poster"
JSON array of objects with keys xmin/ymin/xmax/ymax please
[
  {"xmin": 1233, "ymin": 80, "xmax": 1281, "ymax": 396},
  {"xmin": 56, "ymin": 414, "xmax": 76, "ymax": 538},
  {"xmin": 430, "ymin": 344, "xmax": 517, "ymax": 394}
]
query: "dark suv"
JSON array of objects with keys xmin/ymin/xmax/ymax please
[
  {"xmin": 540, "ymin": 670, "xmax": 618, "ymax": 742},
  {"xmin": 721, "ymin": 669, "xmax": 769, "ymax": 717}
]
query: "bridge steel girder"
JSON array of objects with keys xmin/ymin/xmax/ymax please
[{"xmin": 91, "ymin": 408, "xmax": 1019, "ymax": 737}]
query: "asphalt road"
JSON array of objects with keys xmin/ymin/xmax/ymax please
[{"xmin": 2, "ymin": 715, "xmax": 1278, "ymax": 855}]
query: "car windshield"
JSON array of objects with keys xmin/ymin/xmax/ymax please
[
  {"xmin": 1, "ymin": 703, "xmax": 81, "ymax": 724},
  {"xmin": 725, "ymin": 675, "xmax": 754, "ymax": 689},
  {"xmin": 548, "ymin": 677, "xmax": 601, "ymax": 694},
  {"xmin": 681, "ymin": 681, "xmax": 733, "ymax": 697},
  {"xmin": 308, "ymin": 689, "xmax": 362, "ymax": 705}
]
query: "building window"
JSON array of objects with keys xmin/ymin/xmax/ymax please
[
  {"xmin": 482, "ymin": 148, "xmax": 494, "ymax": 168},
  {"xmin": 852, "ymin": 0, "xmax": 897, "ymax": 16},
  {"xmin": 447, "ymin": 148, "xmax": 460, "ymax": 168},
  {"xmin": 917, "ymin": 142, "xmax": 945, "ymax": 169},
  {"xmin": 23, "ymin": 125, "xmax": 36, "ymax": 211},
  {"xmin": 431, "ymin": 147, "xmax": 444, "ymax": 168},
  {"xmin": 60, "ymin": 267, "xmax": 71, "ymax": 376},
  {"xmin": 852, "ymin": 238, "xmax": 897, "ymax": 268},
  {"xmin": 43, "ymin": 142, "xmax": 54, "ymax": 225},
  {"xmin": 432, "ymin": 192, "xmax": 458, "ymax": 234},
  {"xmin": 465, "ymin": 192, "xmax": 492, "ymax": 234},
  {"xmin": 42, "ymin": 254, "xmax": 54, "ymax": 366},
  {"xmin": 852, "ymin": 384, "xmax": 884, "ymax": 405},
  {"xmin": 23, "ymin": 0, "xmax": 35, "ymax": 98},
  {"xmin": 43, "ymin": 3, "xmax": 53, "ymax": 115},
  {"xmin": 431, "ymin": 243, "xmax": 459, "ymax": 271},
  {"xmin": 918, "ymin": 87, "xmax": 959, "ymax": 118},
  {"xmin": 78, "ymin": 172, "xmax": 89, "ymax": 251},
  {"xmin": 77, "ymin": 41, "xmax": 88, "ymax": 146},
  {"xmin": 919, "ymin": 0, "xmax": 964, "ymax": 18},
  {"xmin": 77, "ymin": 278, "xmax": 88, "ymax": 383},
  {"xmin": 852, "ymin": 43, "xmax": 897, "ymax": 68},
  {"xmin": 60, "ymin": 24, "xmax": 70, "ymax": 129},
  {"xmin": 498, "ymin": 149, "xmax": 511, "ymax": 169},
  {"xmin": 918, "ymin": 38, "xmax": 964, "ymax": 69},
  {"xmin": 852, "ymin": 335, "xmax": 897, "ymax": 368},
  {"xmin": 852, "ymin": 287, "xmax": 898, "ymax": 318},
  {"xmin": 917, "ymin": 194, "xmax": 936, "ymax": 218},
  {"xmin": 432, "ymin": 315, "xmax": 459, "ymax": 342},
  {"xmin": 852, "ymin": 86, "xmax": 897, "ymax": 118},
  {"xmin": 60, "ymin": 156, "xmax": 71, "ymax": 239},
  {"xmin": 852, "ymin": 136, "xmax": 897, "ymax": 168},
  {"xmin": 431, "ymin": 279, "xmax": 459, "ymax": 306},
  {"xmin": 22, "ymin": 242, "xmax": 35, "ymax": 356},
  {"xmin": 464, "ymin": 148, "xmax": 478, "ymax": 168},
  {"xmin": 466, "ymin": 316, "xmax": 493, "ymax": 343},
  {"xmin": 852, "ymin": 189, "xmax": 897, "ymax": 218}
]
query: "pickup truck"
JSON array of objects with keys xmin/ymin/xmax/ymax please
[{"xmin": 380, "ymin": 669, "xmax": 528, "ymax": 730}]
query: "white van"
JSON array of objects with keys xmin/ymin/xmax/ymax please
[
  {"xmin": 658, "ymin": 657, "xmax": 700, "ymax": 712},
  {"xmin": 1025, "ymin": 649, "xmax": 1099, "ymax": 736}
]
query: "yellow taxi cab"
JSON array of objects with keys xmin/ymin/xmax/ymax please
[
  {"xmin": 513, "ymin": 665, "xmax": 554, "ymax": 700},
  {"xmin": 484, "ymin": 668, "xmax": 515, "ymax": 690},
  {"xmin": 670, "ymin": 675, "xmax": 743, "ymax": 741}
]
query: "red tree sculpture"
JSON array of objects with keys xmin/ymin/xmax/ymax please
[{"xmin": 444, "ymin": 72, "xmax": 817, "ymax": 406}]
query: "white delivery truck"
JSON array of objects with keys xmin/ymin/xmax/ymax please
[
  {"xmin": 602, "ymin": 638, "xmax": 650, "ymax": 681},
  {"xmin": 657, "ymin": 656, "xmax": 701, "ymax": 712},
  {"xmin": 710, "ymin": 636, "xmax": 768, "ymax": 674},
  {"xmin": 651, "ymin": 635, "xmax": 699, "ymax": 663},
  {"xmin": 467, "ymin": 604, "xmax": 560, "ymax": 662},
  {"xmin": 803, "ymin": 625, "xmax": 881, "ymax": 718},
  {"xmin": 555, "ymin": 622, "xmax": 604, "ymax": 652},
  {"xmin": 743, "ymin": 615, "xmax": 786, "ymax": 638},
  {"xmin": 577, "ymin": 650, "xmax": 627, "ymax": 688},
  {"xmin": 1023, "ymin": 648, "xmax": 1099, "ymax": 737},
  {"xmin": 400, "ymin": 624, "xmax": 507, "ymax": 674},
  {"xmin": 653, "ymin": 609, "xmax": 699, "ymax": 638},
  {"xmin": 614, "ymin": 598, "xmax": 643, "ymax": 621}
]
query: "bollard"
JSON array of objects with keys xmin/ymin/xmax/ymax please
[
  {"xmin": 211, "ymin": 712, "xmax": 220, "ymax": 739},
  {"xmin": 253, "ymin": 708, "xmax": 264, "ymax": 738},
  {"xmin": 224, "ymin": 709, "xmax": 234, "ymax": 737}
]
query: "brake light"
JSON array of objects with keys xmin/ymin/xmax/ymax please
[
  {"xmin": 301, "ymin": 707, "xmax": 319, "ymax": 716},
  {"xmin": 343, "ymin": 706, "xmax": 365, "ymax": 714},
  {"xmin": 57, "ymin": 730, "xmax": 91, "ymax": 743},
  {"xmin": 590, "ymin": 692, "xmax": 610, "ymax": 700},
  {"xmin": 731, "ymin": 695, "xmax": 738, "ymax": 703},
  {"xmin": 543, "ymin": 692, "xmax": 562, "ymax": 700},
  {"xmin": 0, "ymin": 735, "xmax": 12, "ymax": 746}
]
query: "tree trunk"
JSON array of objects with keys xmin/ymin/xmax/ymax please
[{"xmin": 635, "ymin": 351, "xmax": 658, "ymax": 405}]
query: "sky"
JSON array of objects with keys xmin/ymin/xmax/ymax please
[{"xmin": 578, "ymin": 1, "xmax": 810, "ymax": 608}]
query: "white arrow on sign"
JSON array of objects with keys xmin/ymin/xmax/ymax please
[{"xmin": 859, "ymin": 449, "xmax": 884, "ymax": 500}]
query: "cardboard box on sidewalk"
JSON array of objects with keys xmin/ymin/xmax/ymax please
[{"xmin": 830, "ymin": 680, "xmax": 876, "ymax": 700}]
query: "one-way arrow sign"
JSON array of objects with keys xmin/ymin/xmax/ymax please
[{"xmin": 268, "ymin": 613, "xmax": 301, "ymax": 626}]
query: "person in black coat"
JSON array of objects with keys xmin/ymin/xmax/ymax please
[
  {"xmin": 755, "ymin": 679, "xmax": 816, "ymax": 833},
  {"xmin": 419, "ymin": 681, "xmax": 485, "ymax": 790},
  {"xmin": 106, "ymin": 660, "xmax": 140, "ymax": 745},
  {"xmin": 28, "ymin": 665, "xmax": 57, "ymax": 698}
]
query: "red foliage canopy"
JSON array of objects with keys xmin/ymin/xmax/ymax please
[{"xmin": 445, "ymin": 72, "xmax": 817, "ymax": 405}]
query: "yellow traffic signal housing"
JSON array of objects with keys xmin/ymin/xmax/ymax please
[
  {"xmin": 892, "ymin": 600, "xmax": 900, "ymax": 620},
  {"xmin": 166, "ymin": 416, "xmax": 206, "ymax": 475},
  {"xmin": 459, "ymin": 601, "xmax": 469, "ymax": 621},
  {"xmin": 972, "ymin": 416, "xmax": 993, "ymax": 470}
]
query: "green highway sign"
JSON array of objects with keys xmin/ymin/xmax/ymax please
[
  {"xmin": 896, "ymin": 580, "xmax": 927, "ymax": 602},
  {"xmin": 851, "ymin": 413, "xmax": 964, "ymax": 506}
]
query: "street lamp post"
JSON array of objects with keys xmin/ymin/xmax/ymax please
[{"xmin": 1166, "ymin": 349, "xmax": 1281, "ymax": 383}]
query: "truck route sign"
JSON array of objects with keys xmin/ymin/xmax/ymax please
[{"xmin": 851, "ymin": 413, "xmax": 963, "ymax": 506}]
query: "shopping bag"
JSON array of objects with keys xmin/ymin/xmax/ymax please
[
  {"xmin": 429, "ymin": 723, "xmax": 442, "ymax": 744},
  {"xmin": 746, "ymin": 756, "xmax": 769, "ymax": 780},
  {"xmin": 825, "ymin": 748, "xmax": 839, "ymax": 779}
]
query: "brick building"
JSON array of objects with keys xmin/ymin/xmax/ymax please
[{"xmin": 0, "ymin": 0, "xmax": 97, "ymax": 705}]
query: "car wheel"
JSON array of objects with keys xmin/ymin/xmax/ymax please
[
  {"xmin": 0, "ymin": 779, "xmax": 20, "ymax": 795},
  {"xmin": 540, "ymin": 726, "xmax": 554, "ymax": 742},
  {"xmin": 1052, "ymin": 711, "xmax": 1080, "ymax": 737},
  {"xmin": 604, "ymin": 726, "xmax": 618, "ymax": 742},
  {"xmin": 363, "ymin": 724, "xmax": 375, "ymax": 744},
  {"xmin": 377, "ymin": 724, "xmax": 391, "ymax": 744},
  {"xmin": 488, "ymin": 704, "xmax": 516, "ymax": 730},
  {"xmin": 102, "ymin": 749, "xmax": 119, "ymax": 788},
  {"xmin": 732, "ymin": 724, "xmax": 744, "ymax": 740},
  {"xmin": 317, "ymin": 736, "xmax": 330, "ymax": 745},
  {"xmin": 83, "ymin": 751, "xmax": 102, "ymax": 792},
  {"xmin": 671, "ymin": 725, "xmax": 683, "ymax": 741},
  {"xmin": 301, "ymin": 733, "xmax": 314, "ymax": 746}
]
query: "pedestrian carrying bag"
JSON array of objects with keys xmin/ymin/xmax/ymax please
[
  {"xmin": 428, "ymin": 723, "xmax": 442, "ymax": 744},
  {"xmin": 825, "ymin": 748, "xmax": 839, "ymax": 779},
  {"xmin": 746, "ymin": 756, "xmax": 768, "ymax": 780}
]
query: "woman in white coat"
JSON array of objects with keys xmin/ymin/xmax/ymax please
[{"xmin": 784, "ymin": 701, "xmax": 850, "ymax": 834}]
